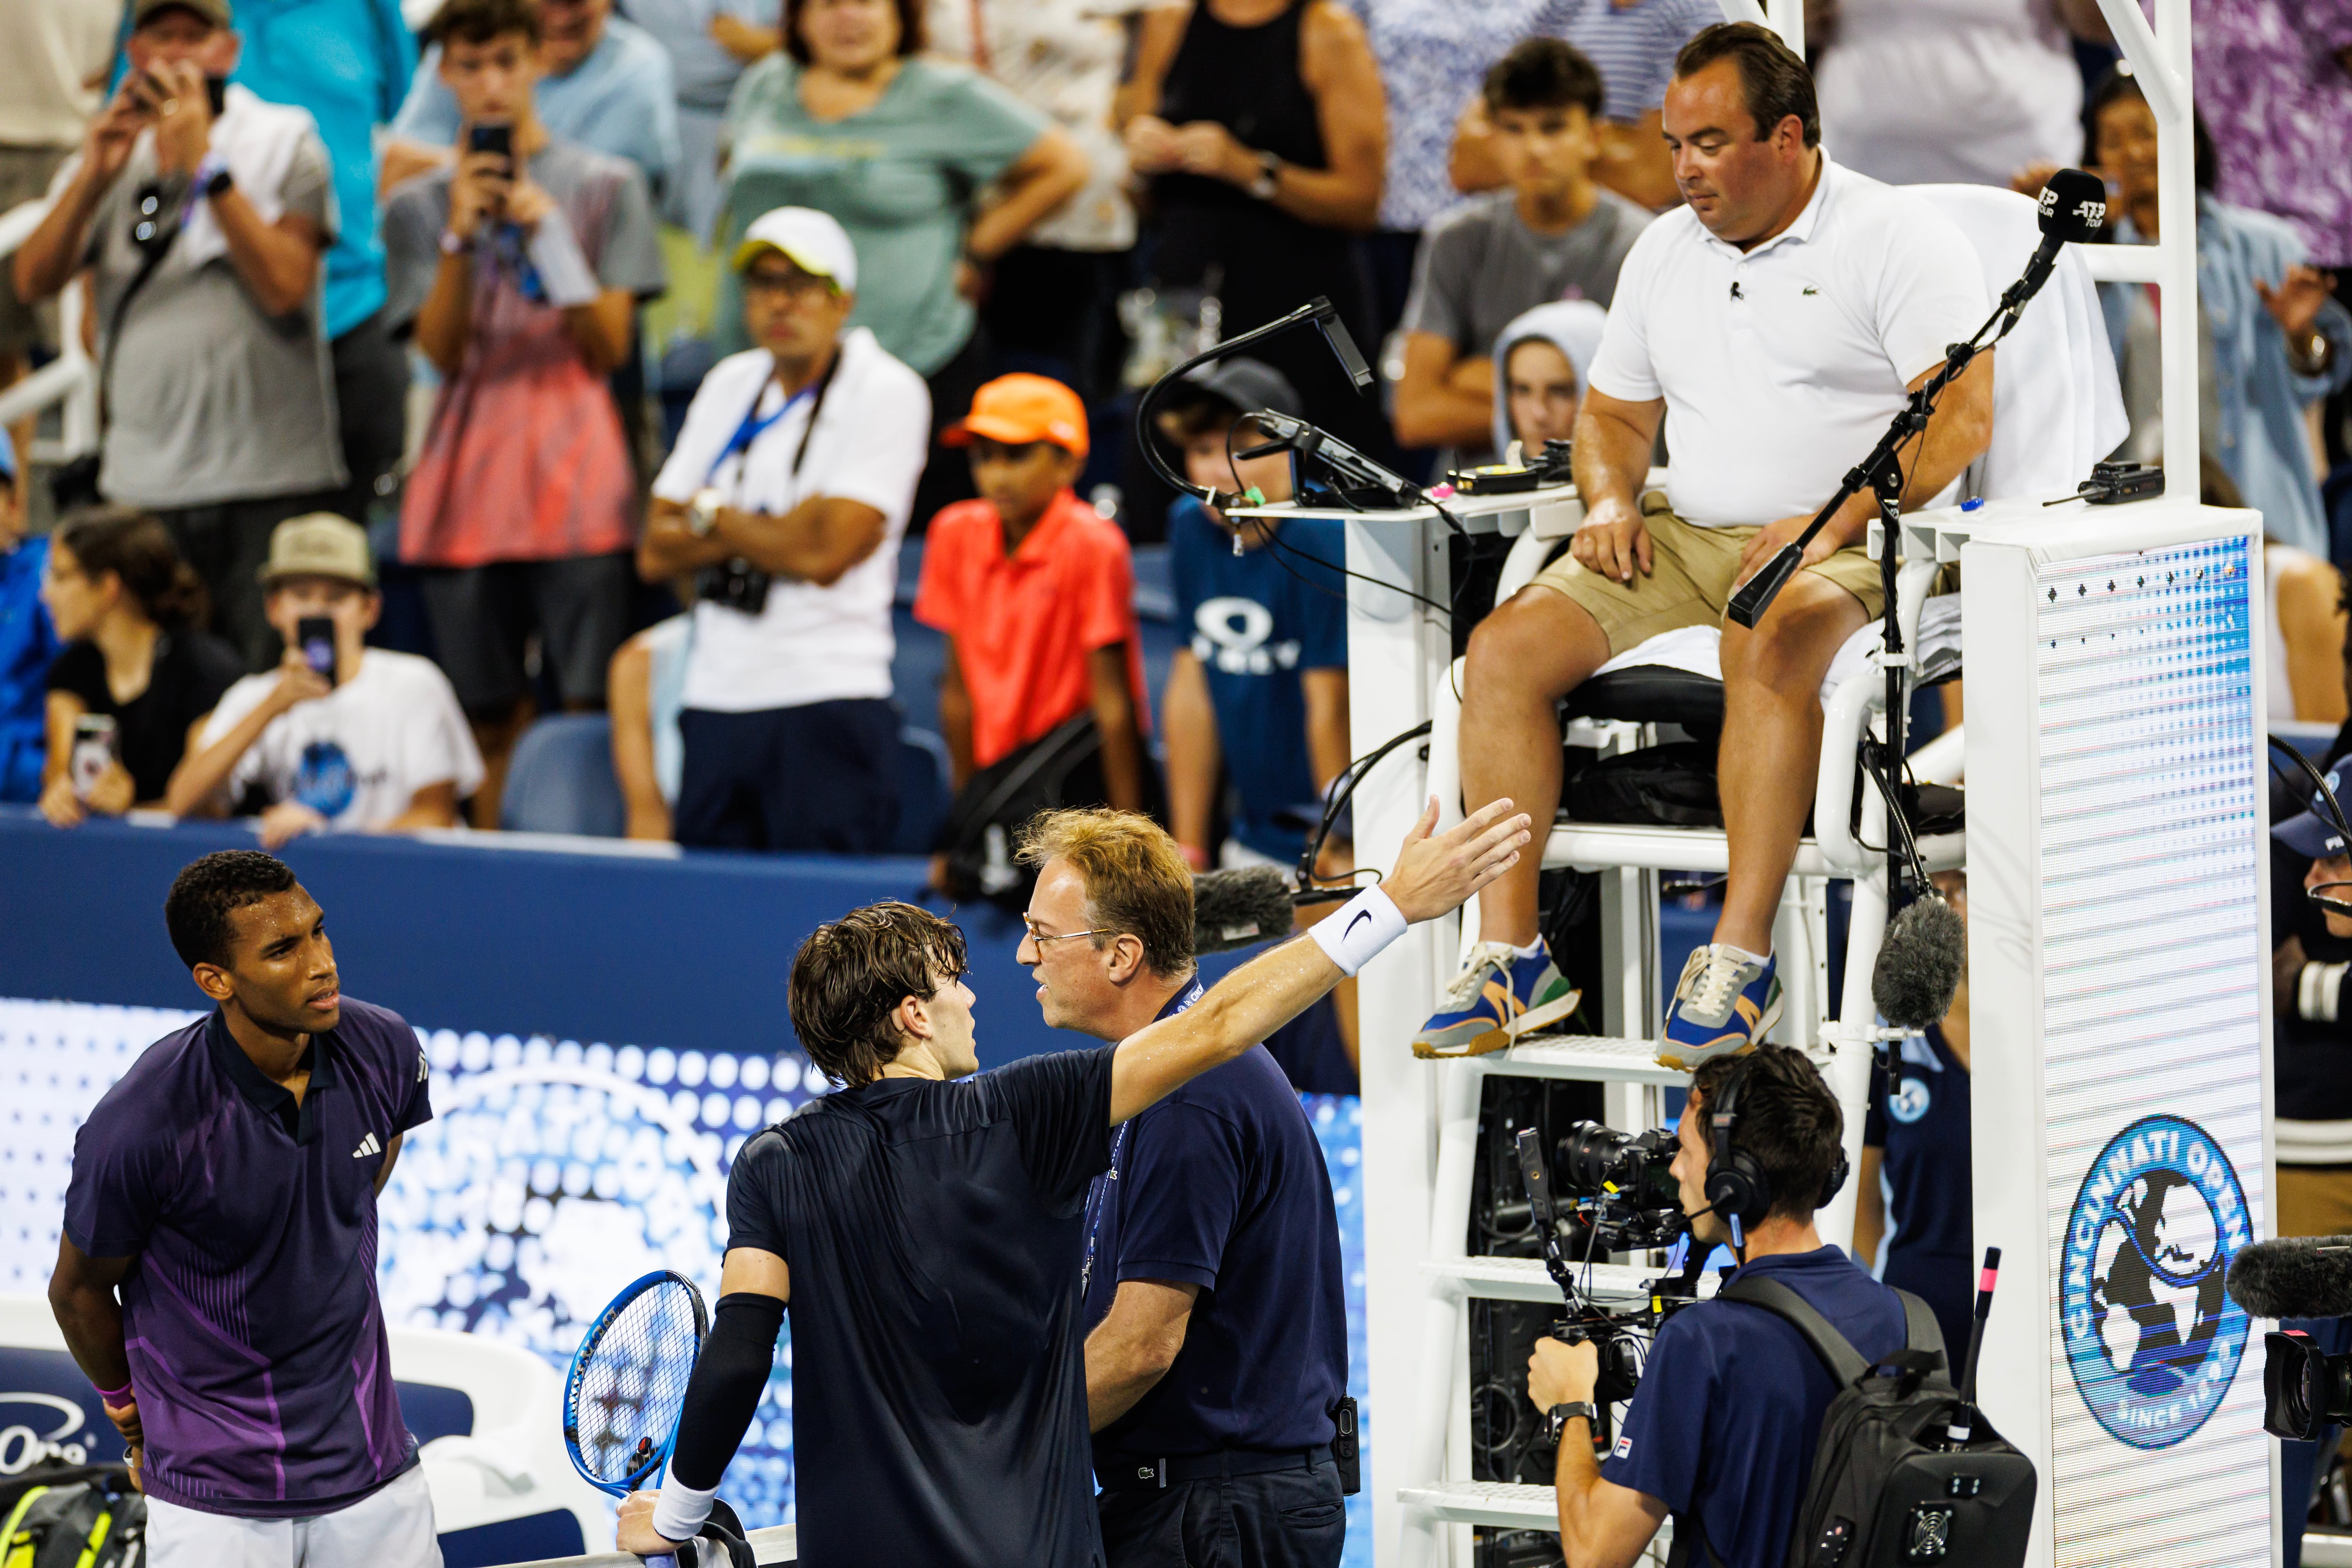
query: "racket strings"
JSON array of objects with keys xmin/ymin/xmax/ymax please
[{"xmin": 572, "ymin": 1281, "xmax": 705, "ymax": 1486}]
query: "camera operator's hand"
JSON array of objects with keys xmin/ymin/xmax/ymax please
[
  {"xmin": 1527, "ymin": 1335, "xmax": 1599, "ymax": 1412},
  {"xmin": 136, "ymin": 61, "xmax": 214, "ymax": 178},
  {"xmin": 448, "ymin": 147, "xmax": 512, "ymax": 239}
]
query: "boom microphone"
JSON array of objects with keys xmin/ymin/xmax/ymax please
[
  {"xmin": 1192, "ymin": 866, "xmax": 1299, "ymax": 955},
  {"xmin": 2227, "ymin": 1236, "xmax": 2352, "ymax": 1321},
  {"xmin": 1870, "ymin": 892, "xmax": 1966, "ymax": 1032}
]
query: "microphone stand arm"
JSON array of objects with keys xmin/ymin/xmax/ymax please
[
  {"xmin": 1133, "ymin": 295, "xmax": 1364, "ymax": 512},
  {"xmin": 1724, "ymin": 287, "xmax": 2022, "ymax": 909}
]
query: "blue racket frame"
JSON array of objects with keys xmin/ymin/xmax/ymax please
[{"xmin": 562, "ymin": 1268, "xmax": 710, "ymax": 1497}]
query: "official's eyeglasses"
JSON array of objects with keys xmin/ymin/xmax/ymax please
[{"xmin": 1021, "ymin": 918, "xmax": 1104, "ymax": 947}]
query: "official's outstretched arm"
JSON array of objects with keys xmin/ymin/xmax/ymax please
[{"xmin": 1107, "ymin": 796, "xmax": 1531, "ymax": 1124}]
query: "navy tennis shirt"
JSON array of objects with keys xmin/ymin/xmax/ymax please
[
  {"xmin": 1862, "ymin": 1026, "xmax": 1975, "ymax": 1358},
  {"xmin": 63, "ymin": 998, "xmax": 433, "ymax": 1517},
  {"xmin": 725, "ymin": 1045, "xmax": 1117, "ymax": 1568},
  {"xmin": 1602, "ymin": 1247, "xmax": 1906, "ymax": 1568},
  {"xmin": 1081, "ymin": 982, "xmax": 1348, "ymax": 1474}
]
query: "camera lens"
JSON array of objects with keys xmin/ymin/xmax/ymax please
[{"xmin": 1558, "ymin": 1121, "xmax": 1633, "ymax": 1196}]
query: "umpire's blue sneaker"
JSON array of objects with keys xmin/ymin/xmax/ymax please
[
  {"xmin": 1411, "ymin": 939, "xmax": 1581, "ymax": 1059},
  {"xmin": 1657, "ymin": 944, "xmax": 1782, "ymax": 1070}
]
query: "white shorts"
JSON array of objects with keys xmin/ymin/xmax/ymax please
[{"xmin": 146, "ymin": 1464, "xmax": 441, "ymax": 1568}]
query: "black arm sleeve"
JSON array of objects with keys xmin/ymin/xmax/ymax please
[{"xmin": 667, "ymin": 1293, "xmax": 786, "ymax": 1491}]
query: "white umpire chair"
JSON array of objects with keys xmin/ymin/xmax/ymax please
[{"xmin": 1394, "ymin": 183, "xmax": 2129, "ymax": 1558}]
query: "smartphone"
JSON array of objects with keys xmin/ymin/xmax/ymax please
[
  {"xmin": 205, "ymin": 75, "xmax": 228, "ymax": 116},
  {"xmin": 70, "ymin": 715, "xmax": 119, "ymax": 801},
  {"xmin": 468, "ymin": 123, "xmax": 513, "ymax": 163},
  {"xmin": 296, "ymin": 616, "xmax": 339, "ymax": 686}
]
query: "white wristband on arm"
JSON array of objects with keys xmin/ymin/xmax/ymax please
[
  {"xmin": 652, "ymin": 1475, "xmax": 718, "ymax": 1545},
  {"xmin": 1309, "ymin": 885, "xmax": 1408, "ymax": 977}
]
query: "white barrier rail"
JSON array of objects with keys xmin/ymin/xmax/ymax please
[{"xmin": 0, "ymin": 195, "xmax": 99, "ymax": 467}]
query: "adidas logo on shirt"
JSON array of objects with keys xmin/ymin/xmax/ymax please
[{"xmin": 353, "ymin": 1133, "xmax": 383, "ymax": 1160}]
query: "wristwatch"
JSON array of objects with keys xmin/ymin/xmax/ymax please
[
  {"xmin": 688, "ymin": 487, "xmax": 725, "ymax": 537},
  {"xmin": 1248, "ymin": 150, "xmax": 1281, "ymax": 202},
  {"xmin": 1544, "ymin": 1402, "xmax": 1599, "ymax": 1446},
  {"xmin": 203, "ymin": 164, "xmax": 234, "ymax": 200}
]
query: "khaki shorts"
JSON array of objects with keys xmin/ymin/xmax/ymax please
[{"xmin": 1527, "ymin": 493, "xmax": 1887, "ymax": 658}]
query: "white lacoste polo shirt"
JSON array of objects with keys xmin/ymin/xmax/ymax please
[{"xmin": 1586, "ymin": 154, "xmax": 1989, "ymax": 529}]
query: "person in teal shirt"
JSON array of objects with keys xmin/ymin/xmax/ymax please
[
  {"xmin": 717, "ymin": 0, "xmax": 1086, "ymax": 523},
  {"xmin": 114, "ymin": 0, "xmax": 418, "ymax": 526}
]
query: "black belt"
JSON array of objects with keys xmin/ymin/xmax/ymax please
[{"xmin": 1098, "ymin": 1444, "xmax": 1335, "ymax": 1492}]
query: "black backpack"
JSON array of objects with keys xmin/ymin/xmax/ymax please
[
  {"xmin": 0, "ymin": 1462, "xmax": 144, "ymax": 1568},
  {"xmin": 1715, "ymin": 1274, "xmax": 2035, "ymax": 1568}
]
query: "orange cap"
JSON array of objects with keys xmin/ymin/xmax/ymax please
[{"xmin": 944, "ymin": 374, "xmax": 1089, "ymax": 458}]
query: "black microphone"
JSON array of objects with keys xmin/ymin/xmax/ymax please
[
  {"xmin": 2228, "ymin": 1236, "xmax": 2352, "ymax": 1320},
  {"xmin": 1309, "ymin": 298, "xmax": 1375, "ymax": 392},
  {"xmin": 2012, "ymin": 167, "xmax": 2107, "ymax": 311},
  {"xmin": 1870, "ymin": 891, "xmax": 1966, "ymax": 1032},
  {"xmin": 1192, "ymin": 865, "xmax": 1300, "ymax": 955}
]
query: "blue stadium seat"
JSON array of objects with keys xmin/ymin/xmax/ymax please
[
  {"xmin": 894, "ymin": 725, "xmax": 954, "ymax": 855},
  {"xmin": 499, "ymin": 714, "xmax": 627, "ymax": 837}
]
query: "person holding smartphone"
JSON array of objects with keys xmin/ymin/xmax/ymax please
[
  {"xmin": 167, "ymin": 514, "xmax": 482, "ymax": 848},
  {"xmin": 39, "ymin": 507, "xmax": 242, "ymax": 828},
  {"xmin": 9, "ymin": 0, "xmax": 349, "ymax": 674},
  {"xmin": 380, "ymin": 0, "xmax": 667, "ymax": 829}
]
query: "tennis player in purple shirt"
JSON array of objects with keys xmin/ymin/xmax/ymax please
[{"xmin": 47, "ymin": 850, "xmax": 441, "ymax": 1567}]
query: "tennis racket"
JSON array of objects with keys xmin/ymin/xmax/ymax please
[{"xmin": 563, "ymin": 1269, "xmax": 710, "ymax": 1497}]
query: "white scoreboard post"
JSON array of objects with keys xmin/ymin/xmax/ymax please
[{"xmin": 1962, "ymin": 493, "xmax": 2278, "ymax": 1568}]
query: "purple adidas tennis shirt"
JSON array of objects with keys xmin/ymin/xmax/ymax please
[{"xmin": 63, "ymin": 997, "xmax": 435, "ymax": 1517}]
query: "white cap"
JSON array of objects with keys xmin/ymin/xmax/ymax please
[{"xmin": 732, "ymin": 207, "xmax": 858, "ymax": 293}]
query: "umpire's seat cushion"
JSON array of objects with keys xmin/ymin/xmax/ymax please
[{"xmin": 1563, "ymin": 665, "xmax": 1724, "ymax": 734}]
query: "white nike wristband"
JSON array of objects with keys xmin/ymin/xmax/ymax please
[
  {"xmin": 1310, "ymin": 886, "xmax": 1408, "ymax": 976},
  {"xmin": 652, "ymin": 1476, "xmax": 718, "ymax": 1545}
]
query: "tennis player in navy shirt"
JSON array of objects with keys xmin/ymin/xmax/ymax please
[
  {"xmin": 1004, "ymin": 809, "xmax": 1349, "ymax": 1568},
  {"xmin": 1526, "ymin": 1044, "xmax": 1907, "ymax": 1568},
  {"xmin": 620, "ymin": 797, "xmax": 1534, "ymax": 1565},
  {"xmin": 48, "ymin": 850, "xmax": 438, "ymax": 1566}
]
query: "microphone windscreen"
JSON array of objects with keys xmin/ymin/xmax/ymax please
[
  {"xmin": 1871, "ymin": 893, "xmax": 1965, "ymax": 1032},
  {"xmin": 2227, "ymin": 1237, "xmax": 2352, "ymax": 1321},
  {"xmin": 1193, "ymin": 865, "xmax": 1298, "ymax": 955},
  {"xmin": 2035, "ymin": 167, "xmax": 2108, "ymax": 244}
]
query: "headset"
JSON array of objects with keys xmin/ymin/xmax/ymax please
[{"xmin": 1703, "ymin": 1056, "xmax": 1849, "ymax": 1250}]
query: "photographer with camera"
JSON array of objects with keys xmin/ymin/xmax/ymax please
[
  {"xmin": 641, "ymin": 206, "xmax": 930, "ymax": 852},
  {"xmin": 12, "ymin": 0, "xmax": 346, "ymax": 675},
  {"xmin": 1526, "ymin": 1044, "xmax": 1907, "ymax": 1568}
]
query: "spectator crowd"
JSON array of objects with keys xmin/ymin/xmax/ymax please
[{"xmin": 0, "ymin": 0, "xmax": 2349, "ymax": 1086}]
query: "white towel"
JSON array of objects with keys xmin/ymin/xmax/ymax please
[{"xmin": 170, "ymin": 84, "xmax": 322, "ymax": 272}]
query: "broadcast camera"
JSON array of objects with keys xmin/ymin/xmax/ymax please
[
  {"xmin": 2263, "ymin": 1330, "xmax": 2352, "ymax": 1442},
  {"xmin": 1513, "ymin": 1122, "xmax": 1705, "ymax": 1430}
]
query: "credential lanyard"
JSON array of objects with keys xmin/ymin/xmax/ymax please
[
  {"xmin": 1080, "ymin": 978, "xmax": 1206, "ymax": 1299},
  {"xmin": 704, "ymin": 350, "xmax": 842, "ymax": 491}
]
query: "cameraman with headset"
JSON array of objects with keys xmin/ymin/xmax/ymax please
[
  {"xmin": 642, "ymin": 206, "xmax": 931, "ymax": 852},
  {"xmin": 1526, "ymin": 1044, "xmax": 1908, "ymax": 1568}
]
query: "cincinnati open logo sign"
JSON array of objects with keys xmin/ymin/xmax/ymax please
[{"xmin": 2060, "ymin": 1114, "xmax": 2251, "ymax": 1449}]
